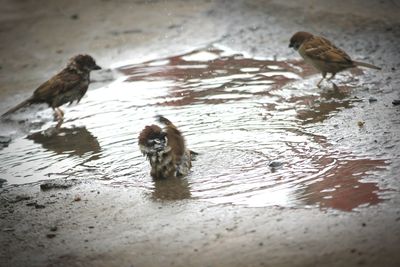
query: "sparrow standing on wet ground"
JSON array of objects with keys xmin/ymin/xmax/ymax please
[
  {"xmin": 2, "ymin": 54, "xmax": 101, "ymax": 124},
  {"xmin": 289, "ymin": 31, "xmax": 381, "ymax": 87},
  {"xmin": 139, "ymin": 115, "xmax": 193, "ymax": 179}
]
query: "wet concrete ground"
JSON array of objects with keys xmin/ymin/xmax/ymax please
[{"xmin": 1, "ymin": 0, "xmax": 400, "ymax": 266}]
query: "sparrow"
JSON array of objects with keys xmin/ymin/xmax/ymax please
[
  {"xmin": 138, "ymin": 115, "xmax": 193, "ymax": 179},
  {"xmin": 289, "ymin": 31, "xmax": 381, "ymax": 87},
  {"xmin": 2, "ymin": 54, "xmax": 101, "ymax": 122}
]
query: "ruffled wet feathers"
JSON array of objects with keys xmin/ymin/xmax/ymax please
[{"xmin": 139, "ymin": 116, "xmax": 192, "ymax": 179}]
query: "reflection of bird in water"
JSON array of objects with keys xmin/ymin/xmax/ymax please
[
  {"xmin": 289, "ymin": 31, "xmax": 381, "ymax": 87},
  {"xmin": 2, "ymin": 55, "xmax": 101, "ymax": 127},
  {"xmin": 152, "ymin": 177, "xmax": 191, "ymax": 200},
  {"xmin": 27, "ymin": 126, "xmax": 101, "ymax": 160},
  {"xmin": 138, "ymin": 115, "xmax": 194, "ymax": 179},
  {"xmin": 295, "ymin": 88, "xmax": 352, "ymax": 124}
]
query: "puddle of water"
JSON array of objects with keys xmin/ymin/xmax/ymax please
[{"xmin": 0, "ymin": 46, "xmax": 390, "ymax": 211}]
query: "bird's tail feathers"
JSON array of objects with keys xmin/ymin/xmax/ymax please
[
  {"xmin": 156, "ymin": 115, "xmax": 176, "ymax": 128},
  {"xmin": 2, "ymin": 98, "xmax": 32, "ymax": 117},
  {"xmin": 353, "ymin": 61, "xmax": 381, "ymax": 70}
]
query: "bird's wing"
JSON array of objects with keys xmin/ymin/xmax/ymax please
[
  {"xmin": 303, "ymin": 36, "xmax": 353, "ymax": 65},
  {"xmin": 32, "ymin": 71, "xmax": 83, "ymax": 101}
]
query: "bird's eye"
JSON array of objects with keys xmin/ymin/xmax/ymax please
[{"xmin": 148, "ymin": 139, "xmax": 158, "ymax": 145}]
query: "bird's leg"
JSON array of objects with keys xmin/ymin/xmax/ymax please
[
  {"xmin": 316, "ymin": 78, "xmax": 323, "ymax": 88},
  {"xmin": 50, "ymin": 107, "xmax": 62, "ymax": 129},
  {"xmin": 55, "ymin": 108, "xmax": 65, "ymax": 128},
  {"xmin": 52, "ymin": 107, "xmax": 64, "ymax": 121},
  {"xmin": 57, "ymin": 108, "xmax": 65, "ymax": 118},
  {"xmin": 317, "ymin": 72, "xmax": 327, "ymax": 88},
  {"xmin": 55, "ymin": 118, "xmax": 64, "ymax": 129},
  {"xmin": 331, "ymin": 82, "xmax": 339, "ymax": 91},
  {"xmin": 327, "ymin": 73, "xmax": 336, "ymax": 81}
]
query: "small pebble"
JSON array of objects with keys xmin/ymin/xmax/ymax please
[
  {"xmin": 13, "ymin": 195, "xmax": 31, "ymax": 203},
  {"xmin": 35, "ymin": 204, "xmax": 45, "ymax": 209},
  {"xmin": 269, "ymin": 161, "xmax": 283, "ymax": 168},
  {"xmin": 40, "ymin": 181, "xmax": 74, "ymax": 191},
  {"xmin": 392, "ymin": 100, "xmax": 400, "ymax": 106},
  {"xmin": 0, "ymin": 136, "xmax": 12, "ymax": 148},
  {"xmin": 46, "ymin": 233, "xmax": 56, "ymax": 239},
  {"xmin": 70, "ymin": 14, "xmax": 79, "ymax": 20},
  {"xmin": 0, "ymin": 178, "xmax": 7, "ymax": 187}
]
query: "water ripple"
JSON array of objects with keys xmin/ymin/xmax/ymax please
[{"xmin": 0, "ymin": 46, "xmax": 390, "ymax": 211}]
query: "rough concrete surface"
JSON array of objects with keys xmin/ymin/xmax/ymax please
[{"xmin": 1, "ymin": 0, "xmax": 400, "ymax": 267}]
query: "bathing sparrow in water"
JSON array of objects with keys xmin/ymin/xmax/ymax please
[{"xmin": 139, "ymin": 115, "xmax": 194, "ymax": 179}]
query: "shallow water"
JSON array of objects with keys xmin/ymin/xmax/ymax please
[{"xmin": 0, "ymin": 46, "xmax": 390, "ymax": 211}]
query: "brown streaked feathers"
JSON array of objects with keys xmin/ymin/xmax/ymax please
[
  {"xmin": 2, "ymin": 54, "xmax": 101, "ymax": 120},
  {"xmin": 138, "ymin": 115, "xmax": 192, "ymax": 179},
  {"xmin": 289, "ymin": 31, "xmax": 381, "ymax": 87}
]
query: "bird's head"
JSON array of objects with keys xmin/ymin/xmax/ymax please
[
  {"xmin": 289, "ymin": 31, "xmax": 313, "ymax": 50},
  {"xmin": 138, "ymin": 125, "xmax": 168, "ymax": 156},
  {"xmin": 69, "ymin": 54, "xmax": 102, "ymax": 72}
]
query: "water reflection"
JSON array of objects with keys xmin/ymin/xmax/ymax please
[
  {"xmin": 27, "ymin": 126, "xmax": 101, "ymax": 161},
  {"xmin": 151, "ymin": 177, "xmax": 191, "ymax": 200},
  {"xmin": 0, "ymin": 46, "xmax": 390, "ymax": 211},
  {"xmin": 293, "ymin": 86, "xmax": 354, "ymax": 124},
  {"xmin": 119, "ymin": 48, "xmax": 311, "ymax": 107},
  {"xmin": 303, "ymin": 158, "xmax": 386, "ymax": 211}
]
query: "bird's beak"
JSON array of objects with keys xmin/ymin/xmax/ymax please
[{"xmin": 93, "ymin": 64, "xmax": 102, "ymax": 70}]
